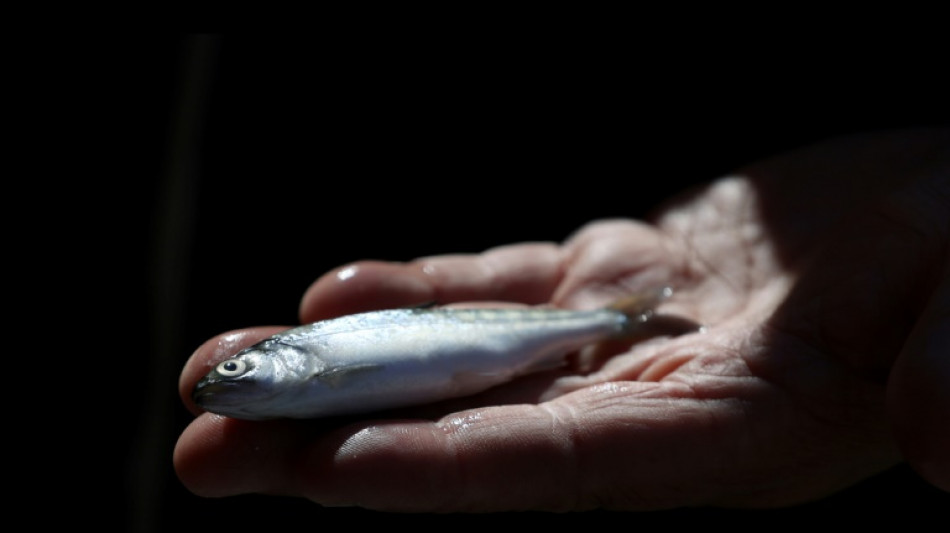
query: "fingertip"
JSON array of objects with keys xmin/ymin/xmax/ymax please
[
  {"xmin": 174, "ymin": 414, "xmax": 315, "ymax": 498},
  {"xmin": 173, "ymin": 414, "xmax": 237, "ymax": 497},
  {"xmin": 179, "ymin": 327, "xmax": 288, "ymax": 415}
]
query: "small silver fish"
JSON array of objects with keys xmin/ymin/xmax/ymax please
[{"xmin": 193, "ymin": 288, "xmax": 678, "ymax": 420}]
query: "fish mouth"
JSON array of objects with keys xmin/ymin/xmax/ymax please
[
  {"xmin": 192, "ymin": 377, "xmax": 285, "ymax": 420},
  {"xmin": 192, "ymin": 378, "xmax": 244, "ymax": 408}
]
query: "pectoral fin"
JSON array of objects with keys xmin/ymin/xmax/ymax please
[{"xmin": 312, "ymin": 363, "xmax": 383, "ymax": 387}]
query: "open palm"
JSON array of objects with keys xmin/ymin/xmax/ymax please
[{"xmin": 175, "ymin": 130, "xmax": 949, "ymax": 511}]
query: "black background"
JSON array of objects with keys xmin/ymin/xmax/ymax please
[{"xmin": 39, "ymin": 34, "xmax": 946, "ymax": 531}]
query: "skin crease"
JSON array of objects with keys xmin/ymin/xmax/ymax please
[{"xmin": 175, "ymin": 130, "xmax": 949, "ymax": 512}]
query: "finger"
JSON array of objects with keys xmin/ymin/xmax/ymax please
[
  {"xmin": 173, "ymin": 382, "xmax": 697, "ymax": 512},
  {"xmin": 299, "ymin": 405, "xmax": 600, "ymax": 511},
  {"xmin": 769, "ymin": 172, "xmax": 950, "ymax": 379},
  {"xmin": 178, "ymin": 326, "xmax": 288, "ymax": 415},
  {"xmin": 174, "ymin": 357, "xmax": 900, "ymax": 511},
  {"xmin": 174, "ymin": 379, "xmax": 764, "ymax": 512},
  {"xmin": 556, "ymin": 219, "xmax": 683, "ymax": 310},
  {"xmin": 174, "ymin": 414, "xmax": 327, "ymax": 497},
  {"xmin": 298, "ymin": 242, "xmax": 564, "ymax": 323}
]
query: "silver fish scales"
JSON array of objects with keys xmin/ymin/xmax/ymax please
[{"xmin": 193, "ymin": 290, "xmax": 673, "ymax": 420}]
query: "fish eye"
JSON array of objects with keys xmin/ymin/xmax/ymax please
[{"xmin": 216, "ymin": 359, "xmax": 248, "ymax": 377}]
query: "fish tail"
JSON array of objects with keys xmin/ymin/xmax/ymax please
[
  {"xmin": 609, "ymin": 286, "xmax": 702, "ymax": 339},
  {"xmin": 607, "ymin": 286, "xmax": 672, "ymax": 319}
]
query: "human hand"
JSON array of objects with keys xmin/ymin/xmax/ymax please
[{"xmin": 175, "ymin": 129, "xmax": 948, "ymax": 511}]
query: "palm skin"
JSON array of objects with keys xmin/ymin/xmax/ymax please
[{"xmin": 175, "ymin": 130, "xmax": 949, "ymax": 511}]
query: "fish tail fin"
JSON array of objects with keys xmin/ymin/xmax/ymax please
[
  {"xmin": 609, "ymin": 286, "xmax": 702, "ymax": 339},
  {"xmin": 607, "ymin": 286, "xmax": 672, "ymax": 319}
]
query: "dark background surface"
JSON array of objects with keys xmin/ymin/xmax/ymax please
[{"xmin": 44, "ymin": 35, "xmax": 946, "ymax": 531}]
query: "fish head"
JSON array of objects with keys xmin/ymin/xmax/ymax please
[{"xmin": 191, "ymin": 338, "xmax": 316, "ymax": 420}]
